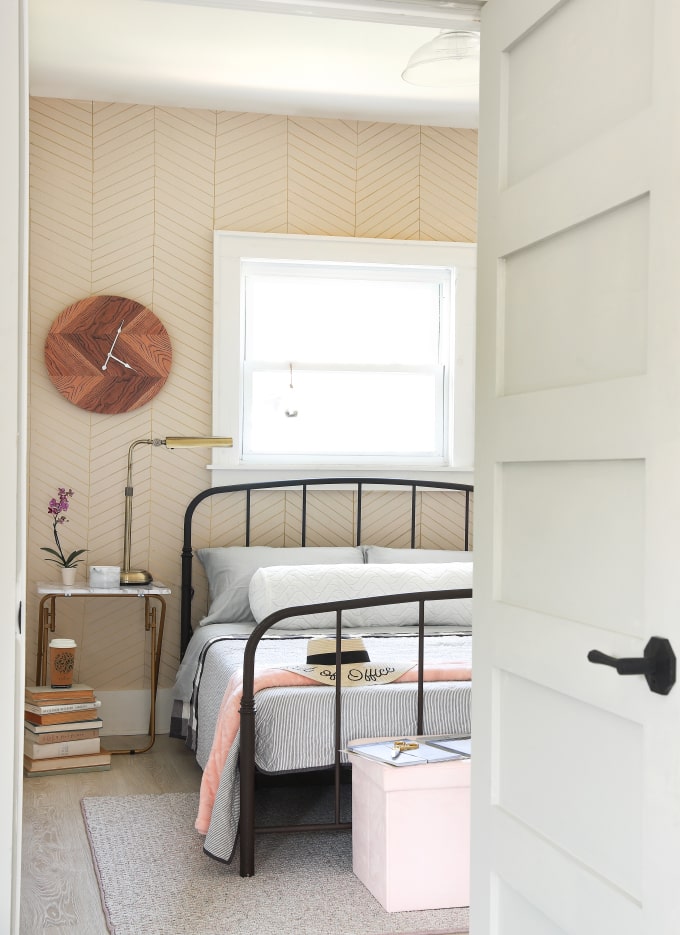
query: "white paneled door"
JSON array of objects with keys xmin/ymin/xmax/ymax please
[{"xmin": 472, "ymin": 1, "xmax": 680, "ymax": 933}]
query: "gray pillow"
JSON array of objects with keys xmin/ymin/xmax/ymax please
[
  {"xmin": 364, "ymin": 546, "xmax": 473, "ymax": 564},
  {"xmin": 197, "ymin": 546, "xmax": 365, "ymax": 625}
]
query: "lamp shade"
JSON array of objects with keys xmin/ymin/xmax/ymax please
[
  {"xmin": 401, "ymin": 30, "xmax": 480, "ymax": 88},
  {"xmin": 164, "ymin": 436, "xmax": 233, "ymax": 448}
]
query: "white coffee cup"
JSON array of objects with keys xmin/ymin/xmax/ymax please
[{"xmin": 89, "ymin": 565, "xmax": 121, "ymax": 588}]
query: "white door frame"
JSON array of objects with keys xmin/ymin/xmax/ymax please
[{"xmin": 2, "ymin": 0, "xmax": 28, "ymax": 932}]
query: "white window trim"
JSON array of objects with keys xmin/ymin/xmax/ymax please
[{"xmin": 211, "ymin": 231, "xmax": 476, "ymax": 483}]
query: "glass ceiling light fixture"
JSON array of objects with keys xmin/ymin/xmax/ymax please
[
  {"xmin": 121, "ymin": 435, "xmax": 233, "ymax": 585},
  {"xmin": 401, "ymin": 29, "xmax": 480, "ymax": 87}
]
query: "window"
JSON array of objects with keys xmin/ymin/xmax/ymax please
[{"xmin": 212, "ymin": 232, "xmax": 476, "ymax": 474}]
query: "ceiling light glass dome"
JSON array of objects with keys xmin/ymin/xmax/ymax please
[{"xmin": 402, "ymin": 29, "xmax": 480, "ymax": 88}]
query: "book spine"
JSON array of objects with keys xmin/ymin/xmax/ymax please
[
  {"xmin": 24, "ymin": 727, "xmax": 101, "ymax": 744},
  {"xmin": 24, "ymin": 700, "xmax": 101, "ymax": 715},
  {"xmin": 23, "ymin": 751, "xmax": 111, "ymax": 771},
  {"xmin": 25, "ymin": 683, "xmax": 93, "ymax": 698},
  {"xmin": 24, "ymin": 709, "xmax": 101, "ymax": 725},
  {"xmin": 24, "ymin": 718, "xmax": 103, "ymax": 734},
  {"xmin": 24, "ymin": 737, "xmax": 101, "ymax": 759},
  {"xmin": 24, "ymin": 763, "xmax": 111, "ymax": 777},
  {"xmin": 25, "ymin": 694, "xmax": 95, "ymax": 705}
]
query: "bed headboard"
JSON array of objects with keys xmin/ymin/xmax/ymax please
[{"xmin": 180, "ymin": 477, "xmax": 473, "ymax": 657}]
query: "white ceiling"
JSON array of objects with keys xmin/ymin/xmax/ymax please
[{"xmin": 28, "ymin": 0, "xmax": 482, "ymax": 128}]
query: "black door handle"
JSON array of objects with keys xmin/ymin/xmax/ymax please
[{"xmin": 587, "ymin": 636, "xmax": 676, "ymax": 695}]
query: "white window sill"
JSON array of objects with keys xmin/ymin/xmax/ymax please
[{"xmin": 207, "ymin": 464, "xmax": 474, "ymax": 486}]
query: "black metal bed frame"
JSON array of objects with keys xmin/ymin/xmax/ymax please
[{"xmin": 180, "ymin": 477, "xmax": 474, "ymax": 877}]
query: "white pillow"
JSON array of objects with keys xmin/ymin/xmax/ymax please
[
  {"xmin": 197, "ymin": 546, "xmax": 365, "ymax": 625},
  {"xmin": 364, "ymin": 546, "xmax": 473, "ymax": 564},
  {"xmin": 248, "ymin": 562, "xmax": 473, "ymax": 629}
]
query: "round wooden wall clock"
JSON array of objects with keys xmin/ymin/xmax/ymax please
[{"xmin": 44, "ymin": 296, "xmax": 173, "ymax": 414}]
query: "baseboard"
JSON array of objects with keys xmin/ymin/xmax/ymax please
[{"xmin": 95, "ymin": 688, "xmax": 173, "ymax": 736}]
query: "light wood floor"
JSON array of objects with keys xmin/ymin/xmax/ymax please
[
  {"xmin": 20, "ymin": 734, "xmax": 469, "ymax": 935},
  {"xmin": 20, "ymin": 733, "xmax": 202, "ymax": 934}
]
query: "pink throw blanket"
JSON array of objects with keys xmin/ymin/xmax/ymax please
[{"xmin": 196, "ymin": 663, "xmax": 472, "ymax": 834}]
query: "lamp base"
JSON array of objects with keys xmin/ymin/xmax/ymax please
[{"xmin": 120, "ymin": 569, "xmax": 153, "ymax": 586}]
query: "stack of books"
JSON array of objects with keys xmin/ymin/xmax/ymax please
[{"xmin": 23, "ymin": 683, "xmax": 111, "ymax": 776}]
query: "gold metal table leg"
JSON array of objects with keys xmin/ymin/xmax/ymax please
[
  {"xmin": 36, "ymin": 595, "xmax": 56, "ymax": 686},
  {"xmin": 105, "ymin": 594, "xmax": 165, "ymax": 755}
]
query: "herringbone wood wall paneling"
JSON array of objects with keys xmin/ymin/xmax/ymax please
[{"xmin": 28, "ymin": 98, "xmax": 477, "ymax": 693}]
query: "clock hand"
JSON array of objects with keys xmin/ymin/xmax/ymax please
[
  {"xmin": 102, "ymin": 321, "xmax": 125, "ymax": 371},
  {"xmin": 107, "ymin": 353, "xmax": 136, "ymax": 372}
]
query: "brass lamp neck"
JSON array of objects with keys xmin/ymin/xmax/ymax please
[{"xmin": 121, "ymin": 435, "xmax": 233, "ymax": 582}]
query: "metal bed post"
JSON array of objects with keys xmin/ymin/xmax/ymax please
[
  {"xmin": 301, "ymin": 484, "xmax": 308, "ymax": 545},
  {"xmin": 465, "ymin": 488, "xmax": 471, "ymax": 551},
  {"xmin": 239, "ymin": 656, "xmax": 257, "ymax": 877},
  {"xmin": 411, "ymin": 484, "xmax": 417, "ymax": 548},
  {"xmin": 417, "ymin": 598, "xmax": 426, "ymax": 734},
  {"xmin": 333, "ymin": 608, "xmax": 343, "ymax": 826},
  {"xmin": 356, "ymin": 481, "xmax": 363, "ymax": 545}
]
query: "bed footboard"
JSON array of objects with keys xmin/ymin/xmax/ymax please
[{"xmin": 238, "ymin": 587, "xmax": 472, "ymax": 878}]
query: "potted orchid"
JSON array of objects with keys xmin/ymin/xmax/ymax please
[{"xmin": 41, "ymin": 487, "xmax": 87, "ymax": 585}]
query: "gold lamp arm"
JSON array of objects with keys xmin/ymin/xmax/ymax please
[{"xmin": 121, "ymin": 435, "xmax": 233, "ymax": 586}]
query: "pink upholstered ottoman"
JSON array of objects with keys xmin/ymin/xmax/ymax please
[{"xmin": 349, "ymin": 751, "xmax": 470, "ymax": 912}]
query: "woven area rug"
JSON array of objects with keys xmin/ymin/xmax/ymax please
[{"xmin": 81, "ymin": 791, "xmax": 469, "ymax": 935}]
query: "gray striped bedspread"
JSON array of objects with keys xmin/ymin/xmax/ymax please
[{"xmin": 173, "ymin": 628, "xmax": 472, "ymax": 863}]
